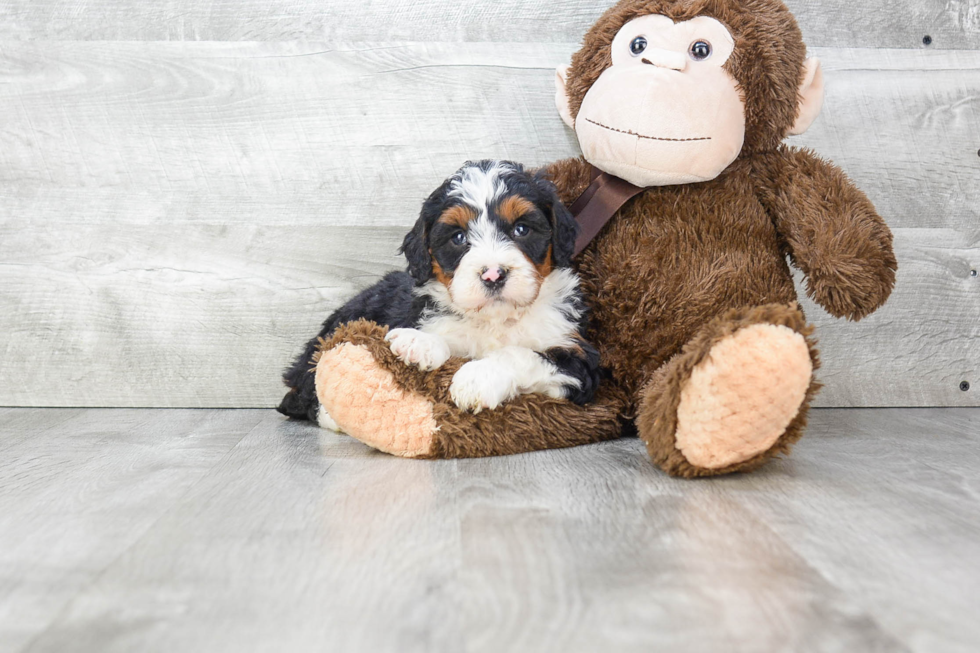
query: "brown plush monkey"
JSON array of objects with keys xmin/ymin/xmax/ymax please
[{"xmin": 310, "ymin": 0, "xmax": 896, "ymax": 477}]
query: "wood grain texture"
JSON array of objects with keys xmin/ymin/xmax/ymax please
[
  {"xmin": 793, "ymin": 48, "xmax": 980, "ymax": 231},
  {"xmin": 0, "ymin": 42, "xmax": 576, "ymax": 227},
  {"xmin": 0, "ymin": 43, "xmax": 976, "ymax": 407},
  {"xmin": 0, "ymin": 0, "xmax": 978, "ymax": 49},
  {"xmin": 801, "ymin": 228, "xmax": 979, "ymax": 407},
  {"xmin": 2, "ymin": 43, "xmax": 977, "ymax": 231},
  {"xmin": 0, "ymin": 222, "xmax": 405, "ymax": 407},
  {"xmin": 0, "ymin": 407, "xmax": 87, "ymax": 454},
  {"xmin": 2, "ymin": 407, "xmax": 979, "ymax": 652},
  {"xmin": 0, "ymin": 409, "xmax": 264, "ymax": 653},
  {"xmin": 729, "ymin": 408, "xmax": 980, "ymax": 653}
]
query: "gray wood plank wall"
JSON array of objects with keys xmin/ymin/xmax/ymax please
[
  {"xmin": 0, "ymin": 2, "xmax": 977, "ymax": 408},
  {"xmin": 2, "ymin": 0, "xmax": 979, "ymax": 48}
]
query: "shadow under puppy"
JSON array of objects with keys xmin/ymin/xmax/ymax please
[{"xmin": 278, "ymin": 160, "xmax": 602, "ymax": 426}]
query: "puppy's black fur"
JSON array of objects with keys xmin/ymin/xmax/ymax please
[
  {"xmin": 278, "ymin": 271, "xmax": 432, "ymax": 421},
  {"xmin": 278, "ymin": 160, "xmax": 601, "ymax": 422},
  {"xmin": 546, "ymin": 290, "xmax": 604, "ymax": 405}
]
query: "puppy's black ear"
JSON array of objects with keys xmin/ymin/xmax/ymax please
[
  {"xmin": 400, "ymin": 179, "xmax": 449, "ymax": 285},
  {"xmin": 534, "ymin": 171, "xmax": 578, "ymax": 268},
  {"xmin": 400, "ymin": 216, "xmax": 431, "ymax": 285}
]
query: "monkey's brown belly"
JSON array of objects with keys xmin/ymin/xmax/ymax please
[{"xmin": 579, "ymin": 190, "xmax": 798, "ymax": 399}]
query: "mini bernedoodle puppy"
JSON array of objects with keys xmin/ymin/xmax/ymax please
[{"xmin": 278, "ymin": 160, "xmax": 602, "ymax": 427}]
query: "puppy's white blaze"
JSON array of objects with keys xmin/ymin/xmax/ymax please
[
  {"xmin": 448, "ymin": 162, "xmax": 511, "ymax": 215},
  {"xmin": 449, "ymin": 214, "xmax": 540, "ymax": 310},
  {"xmin": 417, "ymin": 268, "xmax": 583, "ymax": 360}
]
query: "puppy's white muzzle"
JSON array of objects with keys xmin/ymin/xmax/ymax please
[{"xmin": 449, "ymin": 216, "xmax": 540, "ymax": 311}]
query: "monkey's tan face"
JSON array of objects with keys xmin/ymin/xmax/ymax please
[{"xmin": 559, "ymin": 16, "xmax": 746, "ymax": 187}]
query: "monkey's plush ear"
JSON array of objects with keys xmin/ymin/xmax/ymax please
[
  {"xmin": 535, "ymin": 172, "xmax": 578, "ymax": 267},
  {"xmin": 789, "ymin": 57, "xmax": 825, "ymax": 136},
  {"xmin": 399, "ymin": 216, "xmax": 432, "ymax": 285},
  {"xmin": 555, "ymin": 66, "xmax": 575, "ymax": 130}
]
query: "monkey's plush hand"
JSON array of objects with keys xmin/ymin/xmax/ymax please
[
  {"xmin": 801, "ymin": 207, "xmax": 896, "ymax": 321},
  {"xmin": 759, "ymin": 147, "xmax": 898, "ymax": 321}
]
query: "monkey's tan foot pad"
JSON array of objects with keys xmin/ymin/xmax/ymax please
[
  {"xmin": 316, "ymin": 341, "xmax": 439, "ymax": 458},
  {"xmin": 674, "ymin": 324, "xmax": 813, "ymax": 470}
]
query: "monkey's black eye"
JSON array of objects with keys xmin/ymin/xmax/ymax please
[
  {"xmin": 689, "ymin": 40, "xmax": 712, "ymax": 61},
  {"xmin": 451, "ymin": 231, "xmax": 467, "ymax": 246},
  {"xmin": 629, "ymin": 36, "xmax": 648, "ymax": 56},
  {"xmin": 512, "ymin": 223, "xmax": 530, "ymax": 238}
]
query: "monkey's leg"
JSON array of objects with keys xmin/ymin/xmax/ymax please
[
  {"xmin": 637, "ymin": 304, "xmax": 821, "ymax": 478},
  {"xmin": 314, "ymin": 320, "xmax": 626, "ymax": 458}
]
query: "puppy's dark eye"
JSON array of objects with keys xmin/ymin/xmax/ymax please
[
  {"xmin": 689, "ymin": 40, "xmax": 712, "ymax": 61},
  {"xmin": 451, "ymin": 231, "xmax": 467, "ymax": 246},
  {"xmin": 512, "ymin": 223, "xmax": 530, "ymax": 238},
  {"xmin": 630, "ymin": 36, "xmax": 648, "ymax": 56}
]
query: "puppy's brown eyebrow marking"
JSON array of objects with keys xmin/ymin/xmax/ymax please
[
  {"xmin": 498, "ymin": 195, "xmax": 536, "ymax": 224},
  {"xmin": 438, "ymin": 205, "xmax": 476, "ymax": 228}
]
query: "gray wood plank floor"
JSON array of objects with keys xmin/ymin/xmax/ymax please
[{"xmin": 1, "ymin": 408, "xmax": 977, "ymax": 652}]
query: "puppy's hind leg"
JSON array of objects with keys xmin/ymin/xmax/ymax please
[
  {"xmin": 316, "ymin": 404, "xmax": 346, "ymax": 434},
  {"xmin": 278, "ymin": 270, "xmax": 418, "ymax": 421},
  {"xmin": 278, "ymin": 350, "xmax": 321, "ymax": 422}
]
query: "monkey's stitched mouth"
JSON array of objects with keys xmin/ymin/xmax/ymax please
[{"xmin": 585, "ymin": 118, "xmax": 712, "ymax": 142}]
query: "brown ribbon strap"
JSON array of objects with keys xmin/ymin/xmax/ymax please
[{"xmin": 569, "ymin": 166, "xmax": 645, "ymax": 257}]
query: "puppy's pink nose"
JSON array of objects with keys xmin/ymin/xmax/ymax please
[
  {"xmin": 481, "ymin": 267, "xmax": 502, "ymax": 283},
  {"xmin": 481, "ymin": 266, "xmax": 508, "ymax": 292}
]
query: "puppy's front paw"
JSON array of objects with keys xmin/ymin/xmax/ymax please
[
  {"xmin": 450, "ymin": 360, "xmax": 515, "ymax": 413},
  {"xmin": 385, "ymin": 328, "xmax": 451, "ymax": 371}
]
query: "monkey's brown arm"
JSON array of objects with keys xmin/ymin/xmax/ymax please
[{"xmin": 756, "ymin": 146, "xmax": 897, "ymax": 321}]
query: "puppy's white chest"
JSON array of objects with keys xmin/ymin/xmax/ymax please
[
  {"xmin": 416, "ymin": 268, "xmax": 582, "ymax": 359},
  {"xmin": 422, "ymin": 306, "xmax": 563, "ymax": 359},
  {"xmin": 464, "ymin": 314, "xmax": 530, "ymax": 355}
]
